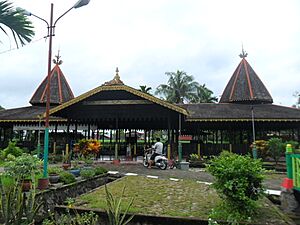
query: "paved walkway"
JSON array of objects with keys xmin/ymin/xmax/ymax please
[{"xmin": 95, "ymin": 160, "xmax": 284, "ymax": 195}]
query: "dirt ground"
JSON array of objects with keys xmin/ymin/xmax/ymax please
[{"xmin": 95, "ymin": 161, "xmax": 285, "ymax": 190}]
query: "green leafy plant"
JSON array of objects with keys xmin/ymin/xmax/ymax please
[
  {"xmin": 48, "ymin": 166, "xmax": 63, "ymax": 175},
  {"xmin": 4, "ymin": 153, "xmax": 41, "ymax": 179},
  {"xmin": 105, "ymin": 185, "xmax": 134, "ymax": 225},
  {"xmin": 59, "ymin": 171, "xmax": 76, "ymax": 184},
  {"xmin": 1, "ymin": 141, "xmax": 23, "ymax": 159},
  {"xmin": 189, "ymin": 153, "xmax": 200, "ymax": 161},
  {"xmin": 42, "ymin": 210, "xmax": 98, "ymax": 225},
  {"xmin": 0, "ymin": 175, "xmax": 43, "ymax": 224},
  {"xmin": 268, "ymin": 138, "xmax": 285, "ymax": 165},
  {"xmin": 207, "ymin": 151, "xmax": 265, "ymax": 222},
  {"xmin": 80, "ymin": 168, "xmax": 96, "ymax": 179},
  {"xmin": 6, "ymin": 153, "xmax": 16, "ymax": 161},
  {"xmin": 94, "ymin": 166, "xmax": 108, "ymax": 175}
]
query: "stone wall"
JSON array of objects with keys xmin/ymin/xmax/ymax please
[
  {"xmin": 55, "ymin": 206, "xmax": 208, "ymax": 225},
  {"xmin": 36, "ymin": 174, "xmax": 117, "ymax": 220}
]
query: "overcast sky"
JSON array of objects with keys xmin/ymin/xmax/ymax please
[{"xmin": 0, "ymin": 0, "xmax": 299, "ymax": 109}]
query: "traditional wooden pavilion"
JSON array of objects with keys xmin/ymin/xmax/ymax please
[
  {"xmin": 1, "ymin": 52, "xmax": 300, "ymax": 158},
  {"xmin": 180, "ymin": 52, "xmax": 300, "ymax": 155}
]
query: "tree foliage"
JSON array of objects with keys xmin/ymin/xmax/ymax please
[
  {"xmin": 190, "ymin": 84, "xmax": 218, "ymax": 103},
  {"xmin": 0, "ymin": 0, "xmax": 35, "ymax": 48},
  {"xmin": 155, "ymin": 70, "xmax": 217, "ymax": 103},
  {"xmin": 268, "ymin": 138, "xmax": 284, "ymax": 165},
  {"xmin": 139, "ymin": 85, "xmax": 152, "ymax": 95}
]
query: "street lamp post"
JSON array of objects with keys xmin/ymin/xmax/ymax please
[{"xmin": 19, "ymin": 0, "xmax": 90, "ymax": 178}]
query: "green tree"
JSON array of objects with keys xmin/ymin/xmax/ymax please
[
  {"xmin": 268, "ymin": 138, "xmax": 284, "ymax": 165},
  {"xmin": 190, "ymin": 84, "xmax": 218, "ymax": 103},
  {"xmin": 0, "ymin": 105, "xmax": 4, "ymax": 110},
  {"xmin": 139, "ymin": 85, "xmax": 152, "ymax": 94},
  {"xmin": 155, "ymin": 70, "xmax": 199, "ymax": 103},
  {"xmin": 0, "ymin": 0, "xmax": 34, "ymax": 48}
]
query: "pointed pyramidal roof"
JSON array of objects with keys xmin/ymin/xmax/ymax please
[
  {"xmin": 30, "ymin": 53, "xmax": 74, "ymax": 106},
  {"xmin": 219, "ymin": 50, "xmax": 273, "ymax": 104}
]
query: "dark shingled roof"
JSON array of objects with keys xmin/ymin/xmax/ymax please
[
  {"xmin": 179, "ymin": 103, "xmax": 300, "ymax": 121},
  {"xmin": 29, "ymin": 64, "xmax": 74, "ymax": 106},
  {"xmin": 219, "ymin": 58, "xmax": 273, "ymax": 104},
  {"xmin": 0, "ymin": 106, "xmax": 64, "ymax": 122}
]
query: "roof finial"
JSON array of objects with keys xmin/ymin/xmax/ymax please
[
  {"xmin": 103, "ymin": 67, "xmax": 124, "ymax": 86},
  {"xmin": 53, "ymin": 50, "xmax": 63, "ymax": 65},
  {"xmin": 239, "ymin": 44, "xmax": 248, "ymax": 59},
  {"xmin": 115, "ymin": 67, "xmax": 120, "ymax": 79}
]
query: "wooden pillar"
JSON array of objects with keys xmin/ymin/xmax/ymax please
[
  {"xmin": 54, "ymin": 124, "xmax": 58, "ymax": 154},
  {"xmin": 197, "ymin": 143, "xmax": 201, "ymax": 158},
  {"xmin": 178, "ymin": 114, "xmax": 182, "ymax": 161},
  {"xmin": 88, "ymin": 124, "xmax": 91, "ymax": 139},
  {"xmin": 134, "ymin": 130, "xmax": 137, "ymax": 156},
  {"xmin": 114, "ymin": 118, "xmax": 119, "ymax": 160},
  {"xmin": 66, "ymin": 122, "xmax": 70, "ymax": 153},
  {"xmin": 109, "ymin": 130, "xmax": 112, "ymax": 151},
  {"xmin": 102, "ymin": 129, "xmax": 105, "ymax": 144},
  {"xmin": 220, "ymin": 130, "xmax": 223, "ymax": 145},
  {"xmin": 96, "ymin": 129, "xmax": 99, "ymax": 140}
]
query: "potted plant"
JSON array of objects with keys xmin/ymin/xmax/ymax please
[
  {"xmin": 62, "ymin": 153, "xmax": 71, "ymax": 170},
  {"xmin": 4, "ymin": 153, "xmax": 41, "ymax": 191},
  {"xmin": 48, "ymin": 166, "xmax": 63, "ymax": 184},
  {"xmin": 69, "ymin": 160, "xmax": 81, "ymax": 177}
]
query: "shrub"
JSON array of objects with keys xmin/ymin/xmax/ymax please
[
  {"xmin": 94, "ymin": 166, "xmax": 108, "ymax": 175},
  {"xmin": 80, "ymin": 168, "xmax": 95, "ymax": 179},
  {"xmin": 268, "ymin": 138, "xmax": 284, "ymax": 165},
  {"xmin": 189, "ymin": 153, "xmax": 200, "ymax": 161},
  {"xmin": 59, "ymin": 172, "xmax": 76, "ymax": 184},
  {"xmin": 42, "ymin": 211, "xmax": 98, "ymax": 225},
  {"xmin": 252, "ymin": 140, "xmax": 268, "ymax": 160},
  {"xmin": 6, "ymin": 154, "xmax": 16, "ymax": 162},
  {"xmin": 2, "ymin": 141, "xmax": 23, "ymax": 159},
  {"xmin": 208, "ymin": 151, "xmax": 265, "ymax": 222},
  {"xmin": 4, "ymin": 153, "xmax": 42, "ymax": 179}
]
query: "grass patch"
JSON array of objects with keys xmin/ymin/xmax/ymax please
[
  {"xmin": 77, "ymin": 176, "xmax": 293, "ymax": 224},
  {"xmin": 78, "ymin": 176, "xmax": 217, "ymax": 218}
]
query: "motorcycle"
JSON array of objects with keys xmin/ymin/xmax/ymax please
[{"xmin": 143, "ymin": 148, "xmax": 168, "ymax": 170}]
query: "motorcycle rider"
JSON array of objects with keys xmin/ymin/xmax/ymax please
[{"xmin": 148, "ymin": 138, "xmax": 163, "ymax": 168}]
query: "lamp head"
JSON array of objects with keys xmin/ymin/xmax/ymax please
[
  {"xmin": 16, "ymin": 7, "xmax": 31, "ymax": 16},
  {"xmin": 73, "ymin": 0, "xmax": 90, "ymax": 9}
]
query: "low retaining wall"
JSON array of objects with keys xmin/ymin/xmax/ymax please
[
  {"xmin": 36, "ymin": 173, "xmax": 118, "ymax": 220},
  {"xmin": 55, "ymin": 206, "xmax": 208, "ymax": 225}
]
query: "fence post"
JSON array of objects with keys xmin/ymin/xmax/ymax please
[
  {"xmin": 281, "ymin": 144, "xmax": 293, "ymax": 190},
  {"xmin": 280, "ymin": 144, "xmax": 299, "ymax": 212},
  {"xmin": 197, "ymin": 143, "xmax": 201, "ymax": 158}
]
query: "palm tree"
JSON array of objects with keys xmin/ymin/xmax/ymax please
[
  {"xmin": 155, "ymin": 70, "xmax": 198, "ymax": 103},
  {"xmin": 190, "ymin": 84, "xmax": 218, "ymax": 103},
  {"xmin": 0, "ymin": 0, "xmax": 34, "ymax": 48},
  {"xmin": 139, "ymin": 85, "xmax": 152, "ymax": 95}
]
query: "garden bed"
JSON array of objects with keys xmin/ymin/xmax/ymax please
[{"xmin": 74, "ymin": 176, "xmax": 294, "ymax": 225}]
